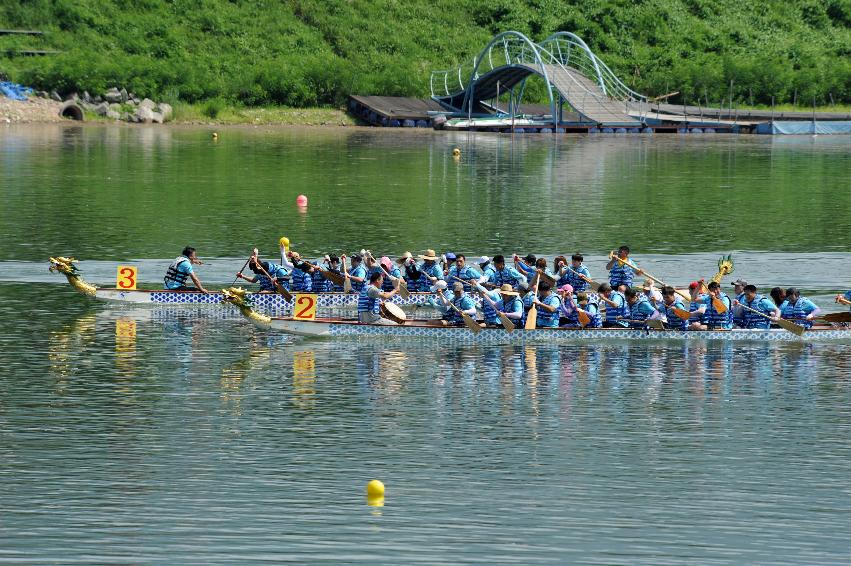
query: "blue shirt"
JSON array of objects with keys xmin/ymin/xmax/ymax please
[
  {"xmin": 496, "ymin": 296, "xmax": 524, "ymax": 326},
  {"xmin": 489, "ymin": 266, "xmax": 527, "ymax": 289},
  {"xmin": 537, "ymin": 294, "xmax": 562, "ymax": 327},
  {"xmin": 845, "ymin": 290, "xmax": 851, "ymax": 311},
  {"xmin": 349, "ymin": 264, "xmax": 368, "ymax": 292},
  {"xmin": 780, "ymin": 297, "xmax": 818, "ymax": 318},
  {"xmin": 629, "ymin": 297, "xmax": 658, "ymax": 326},
  {"xmin": 448, "ymin": 265, "xmax": 483, "ymax": 290}
]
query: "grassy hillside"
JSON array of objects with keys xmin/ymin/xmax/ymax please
[{"xmin": 1, "ymin": 0, "xmax": 849, "ymax": 108}]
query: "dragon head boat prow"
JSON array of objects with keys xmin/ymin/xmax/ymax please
[
  {"xmin": 221, "ymin": 287, "xmax": 272, "ymax": 326},
  {"xmin": 49, "ymin": 256, "xmax": 97, "ymax": 296},
  {"xmin": 710, "ymin": 254, "xmax": 734, "ymax": 284}
]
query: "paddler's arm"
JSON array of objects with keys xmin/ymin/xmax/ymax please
[
  {"xmin": 474, "ymin": 283, "xmax": 498, "ymax": 308},
  {"xmin": 533, "ymin": 298, "xmax": 559, "ymax": 313},
  {"xmin": 280, "ymin": 245, "xmax": 294, "ymax": 269},
  {"xmin": 189, "ymin": 272, "xmax": 209, "ymax": 294},
  {"xmin": 378, "ymin": 288, "xmax": 397, "ymax": 300}
]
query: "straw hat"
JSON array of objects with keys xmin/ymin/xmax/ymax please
[
  {"xmin": 396, "ymin": 252, "xmax": 413, "ymax": 264},
  {"xmin": 419, "ymin": 249, "xmax": 438, "ymax": 261},
  {"xmin": 499, "ymin": 283, "xmax": 519, "ymax": 296}
]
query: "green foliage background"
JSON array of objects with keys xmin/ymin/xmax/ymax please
[{"xmin": 1, "ymin": 0, "xmax": 849, "ymax": 106}]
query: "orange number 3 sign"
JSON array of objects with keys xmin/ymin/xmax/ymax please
[
  {"xmin": 116, "ymin": 266, "xmax": 138, "ymax": 290},
  {"xmin": 293, "ymin": 294, "xmax": 318, "ymax": 320}
]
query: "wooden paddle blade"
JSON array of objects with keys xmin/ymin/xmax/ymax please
[
  {"xmin": 498, "ymin": 311, "xmax": 515, "ymax": 332},
  {"xmin": 821, "ymin": 312, "xmax": 851, "ymax": 323},
  {"xmin": 578, "ymin": 310, "xmax": 590, "ymax": 326},
  {"xmin": 672, "ymin": 306, "xmax": 691, "ymax": 321},
  {"xmin": 461, "ymin": 312, "xmax": 481, "ymax": 334},
  {"xmin": 646, "ymin": 319, "xmax": 665, "ymax": 330},
  {"xmin": 712, "ymin": 297, "xmax": 728, "ymax": 313},
  {"xmin": 276, "ymin": 284, "xmax": 293, "ymax": 301},
  {"xmin": 397, "ymin": 278, "xmax": 410, "ymax": 299},
  {"xmin": 675, "ymin": 289, "xmax": 691, "ymax": 302},
  {"xmin": 525, "ymin": 306, "xmax": 537, "ymax": 330},
  {"xmin": 320, "ymin": 269, "xmax": 345, "ymax": 286},
  {"xmin": 776, "ymin": 317, "xmax": 806, "ymax": 337}
]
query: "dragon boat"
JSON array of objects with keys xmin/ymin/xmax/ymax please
[
  {"xmin": 220, "ymin": 288, "xmax": 851, "ymax": 343},
  {"xmin": 47, "ymin": 257, "xmax": 478, "ymax": 310}
]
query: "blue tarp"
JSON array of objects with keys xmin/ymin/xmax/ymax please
[
  {"xmin": 755, "ymin": 120, "xmax": 851, "ymax": 135},
  {"xmin": 0, "ymin": 81, "xmax": 33, "ymax": 101}
]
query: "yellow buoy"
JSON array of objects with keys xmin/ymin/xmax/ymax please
[
  {"xmin": 366, "ymin": 479, "xmax": 385, "ymax": 498},
  {"xmin": 452, "ymin": 148, "xmax": 461, "ymax": 157},
  {"xmin": 212, "ymin": 132, "xmax": 219, "ymax": 140},
  {"xmin": 367, "ymin": 495, "xmax": 385, "ymax": 507}
]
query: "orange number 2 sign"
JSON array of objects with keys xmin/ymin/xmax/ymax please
[
  {"xmin": 293, "ymin": 294, "xmax": 318, "ymax": 320},
  {"xmin": 116, "ymin": 266, "xmax": 138, "ymax": 290}
]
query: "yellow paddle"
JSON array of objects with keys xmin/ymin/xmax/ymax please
[
  {"xmin": 341, "ymin": 254, "xmax": 353, "ymax": 293},
  {"xmin": 525, "ymin": 277, "xmax": 540, "ymax": 330},
  {"xmin": 672, "ymin": 306, "xmax": 692, "ymax": 321},
  {"xmin": 737, "ymin": 302, "xmax": 805, "ymax": 336}
]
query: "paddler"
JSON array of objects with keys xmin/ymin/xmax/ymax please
[
  {"xmin": 779, "ymin": 287, "xmax": 821, "ymax": 329},
  {"xmin": 597, "ymin": 282, "xmax": 629, "ymax": 328},
  {"xmin": 732, "ymin": 284, "xmax": 779, "ymax": 329},
  {"xmin": 236, "ymin": 256, "xmax": 290, "ymax": 292},
  {"xmin": 447, "ymin": 254, "xmax": 483, "ymax": 291},
  {"xmin": 641, "ymin": 278, "xmax": 664, "ymax": 312},
  {"xmin": 836, "ymin": 288, "xmax": 851, "ymax": 311},
  {"xmin": 477, "ymin": 256, "xmax": 495, "ymax": 284},
  {"xmin": 694, "ymin": 281, "xmax": 734, "ymax": 330},
  {"xmin": 415, "ymin": 249, "xmax": 445, "ymax": 292},
  {"xmin": 475, "ymin": 282, "xmax": 523, "ymax": 328},
  {"xmin": 287, "ymin": 251, "xmax": 313, "ymax": 292},
  {"xmin": 357, "ymin": 272, "xmax": 398, "ymax": 324},
  {"xmin": 555, "ymin": 253, "xmax": 592, "ymax": 292},
  {"xmin": 485, "ymin": 255, "xmax": 527, "ymax": 290},
  {"xmin": 532, "ymin": 282, "xmax": 561, "ymax": 328},
  {"xmin": 606, "ymin": 245, "xmax": 643, "ymax": 292},
  {"xmin": 731, "ymin": 279, "xmax": 748, "ymax": 327},
  {"xmin": 624, "ymin": 287, "xmax": 661, "ymax": 328},
  {"xmin": 686, "ymin": 281, "xmax": 709, "ymax": 330},
  {"xmin": 661, "ymin": 286, "xmax": 688, "ymax": 330},
  {"xmin": 310, "ymin": 256, "xmax": 334, "ymax": 293},
  {"xmin": 163, "ymin": 247, "xmax": 210, "ymax": 293},
  {"xmin": 378, "ymin": 256, "xmax": 402, "ymax": 292},
  {"xmin": 437, "ymin": 282, "xmax": 478, "ymax": 326},
  {"xmin": 344, "ymin": 253, "xmax": 368, "ymax": 292},
  {"xmin": 575, "ymin": 292, "xmax": 602, "ymax": 328},
  {"xmin": 397, "ymin": 252, "xmax": 420, "ymax": 289}
]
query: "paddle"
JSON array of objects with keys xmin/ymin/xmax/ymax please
[
  {"xmin": 616, "ymin": 317, "xmax": 665, "ymax": 330},
  {"xmin": 821, "ymin": 312, "xmax": 851, "ymax": 323},
  {"xmin": 672, "ymin": 306, "xmax": 692, "ymax": 321},
  {"xmin": 737, "ymin": 302, "xmax": 805, "ymax": 336},
  {"xmin": 525, "ymin": 277, "xmax": 540, "ymax": 330},
  {"xmin": 317, "ymin": 259, "xmax": 345, "ymax": 287},
  {"xmin": 253, "ymin": 250, "xmax": 293, "ymax": 301},
  {"xmin": 464, "ymin": 278, "xmax": 514, "ymax": 332},
  {"xmin": 442, "ymin": 296, "xmax": 481, "ymax": 334},
  {"xmin": 341, "ymin": 254, "xmax": 353, "ymax": 293},
  {"xmin": 609, "ymin": 253, "xmax": 690, "ymax": 302},
  {"xmin": 231, "ymin": 252, "xmax": 255, "ymax": 286},
  {"xmin": 563, "ymin": 292, "xmax": 590, "ymax": 327}
]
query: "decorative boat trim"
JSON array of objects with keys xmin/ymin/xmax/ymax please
[{"xmin": 257, "ymin": 317, "xmax": 851, "ymax": 342}]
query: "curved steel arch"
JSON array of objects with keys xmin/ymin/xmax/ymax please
[
  {"xmin": 460, "ymin": 31, "xmax": 557, "ymax": 127},
  {"xmin": 539, "ymin": 31, "xmax": 606, "ymax": 93}
]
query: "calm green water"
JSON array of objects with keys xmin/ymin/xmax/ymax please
[{"xmin": 1, "ymin": 125, "xmax": 850, "ymax": 564}]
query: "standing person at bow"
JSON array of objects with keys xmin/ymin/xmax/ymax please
[
  {"xmin": 555, "ymin": 253, "xmax": 592, "ymax": 293},
  {"xmin": 661, "ymin": 286, "xmax": 688, "ymax": 330},
  {"xmin": 779, "ymin": 288, "xmax": 821, "ymax": 329},
  {"xmin": 625, "ymin": 287, "xmax": 661, "ymax": 328},
  {"xmin": 448, "ymin": 254, "xmax": 483, "ymax": 292},
  {"xmin": 598, "ymin": 283, "xmax": 629, "ymax": 328},
  {"xmin": 532, "ymin": 282, "xmax": 562, "ymax": 328},
  {"xmin": 415, "ymin": 249, "xmax": 445, "ymax": 292},
  {"xmin": 734, "ymin": 285, "xmax": 780, "ymax": 329},
  {"xmin": 485, "ymin": 255, "xmax": 528, "ymax": 290},
  {"xmin": 357, "ymin": 272, "xmax": 398, "ymax": 324},
  {"xmin": 606, "ymin": 245, "xmax": 643, "ymax": 292},
  {"xmin": 237, "ymin": 255, "xmax": 290, "ymax": 292},
  {"xmin": 164, "ymin": 246, "xmax": 209, "ymax": 293}
]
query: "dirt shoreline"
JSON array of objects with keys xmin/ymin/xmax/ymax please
[{"xmin": 0, "ymin": 97, "xmax": 66, "ymax": 123}]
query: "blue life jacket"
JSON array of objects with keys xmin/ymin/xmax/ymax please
[
  {"xmin": 563, "ymin": 265, "xmax": 590, "ymax": 292},
  {"xmin": 498, "ymin": 296, "xmax": 523, "ymax": 328},
  {"xmin": 445, "ymin": 294, "xmax": 475, "ymax": 325},
  {"xmin": 349, "ymin": 264, "xmax": 367, "ymax": 292},
  {"xmin": 536, "ymin": 294, "xmax": 561, "ymax": 327},
  {"xmin": 608, "ymin": 259, "xmax": 634, "ymax": 288},
  {"xmin": 664, "ymin": 300, "xmax": 688, "ymax": 330},
  {"xmin": 584, "ymin": 301, "xmax": 603, "ymax": 328},
  {"xmin": 163, "ymin": 256, "xmax": 191, "ymax": 289},
  {"xmin": 448, "ymin": 265, "xmax": 481, "ymax": 292},
  {"xmin": 381, "ymin": 266, "xmax": 401, "ymax": 292},
  {"xmin": 480, "ymin": 290, "xmax": 501, "ymax": 324},
  {"xmin": 357, "ymin": 285, "xmax": 380, "ymax": 315},
  {"xmin": 780, "ymin": 297, "xmax": 813, "ymax": 329},
  {"xmin": 560, "ymin": 299, "xmax": 580, "ymax": 326},
  {"xmin": 690, "ymin": 293, "xmax": 709, "ymax": 325},
  {"xmin": 605, "ymin": 291, "xmax": 629, "ymax": 326},
  {"xmin": 257, "ymin": 262, "xmax": 290, "ymax": 292},
  {"xmin": 291, "ymin": 265, "xmax": 313, "ymax": 292},
  {"xmin": 310, "ymin": 263, "xmax": 332, "ymax": 293},
  {"xmin": 706, "ymin": 293, "xmax": 734, "ymax": 329},
  {"xmin": 628, "ymin": 295, "xmax": 656, "ymax": 327},
  {"xmin": 417, "ymin": 262, "xmax": 443, "ymax": 292}
]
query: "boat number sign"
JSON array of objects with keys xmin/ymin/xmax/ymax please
[
  {"xmin": 116, "ymin": 266, "xmax": 138, "ymax": 290},
  {"xmin": 293, "ymin": 294, "xmax": 318, "ymax": 320}
]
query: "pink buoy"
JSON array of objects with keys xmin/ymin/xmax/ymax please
[{"xmin": 296, "ymin": 194, "xmax": 308, "ymax": 206}]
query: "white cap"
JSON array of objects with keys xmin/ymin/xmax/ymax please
[
  {"xmin": 430, "ymin": 280, "xmax": 448, "ymax": 292},
  {"xmin": 478, "ymin": 255, "xmax": 490, "ymax": 265}
]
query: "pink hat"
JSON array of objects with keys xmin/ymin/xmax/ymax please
[
  {"xmin": 380, "ymin": 256, "xmax": 392, "ymax": 270},
  {"xmin": 558, "ymin": 284, "xmax": 574, "ymax": 293}
]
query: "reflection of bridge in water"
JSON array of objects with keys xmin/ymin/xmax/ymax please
[{"xmin": 349, "ymin": 30, "xmax": 851, "ymax": 134}]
